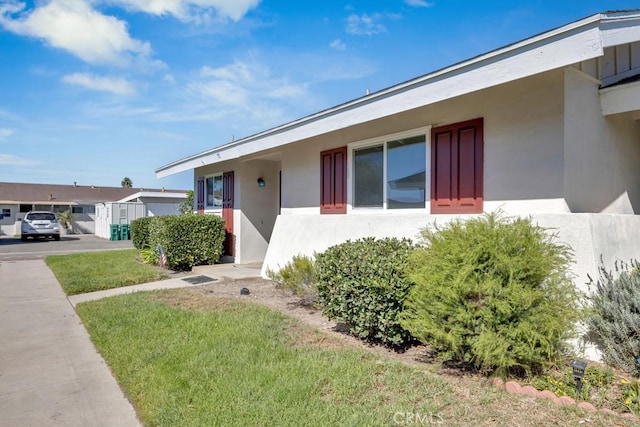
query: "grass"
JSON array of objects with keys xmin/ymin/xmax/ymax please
[
  {"xmin": 46, "ymin": 249, "xmax": 167, "ymax": 295},
  {"xmin": 76, "ymin": 289, "xmax": 633, "ymax": 427}
]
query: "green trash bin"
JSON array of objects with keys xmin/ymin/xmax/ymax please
[
  {"xmin": 110, "ymin": 224, "xmax": 120, "ymax": 241},
  {"xmin": 120, "ymin": 224, "xmax": 130, "ymax": 240}
]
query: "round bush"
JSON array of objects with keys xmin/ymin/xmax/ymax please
[
  {"xmin": 400, "ymin": 213, "xmax": 581, "ymax": 376},
  {"xmin": 315, "ymin": 237, "xmax": 415, "ymax": 348}
]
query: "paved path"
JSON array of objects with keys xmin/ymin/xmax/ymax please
[
  {"xmin": 0, "ymin": 260, "xmax": 141, "ymax": 427},
  {"xmin": 0, "ymin": 259, "xmax": 262, "ymax": 426}
]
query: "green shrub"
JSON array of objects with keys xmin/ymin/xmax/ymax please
[
  {"xmin": 400, "ymin": 212, "xmax": 581, "ymax": 376},
  {"xmin": 131, "ymin": 216, "xmax": 155, "ymax": 249},
  {"xmin": 153, "ymin": 215, "xmax": 226, "ymax": 271},
  {"xmin": 138, "ymin": 247, "xmax": 158, "ymax": 265},
  {"xmin": 316, "ymin": 237, "xmax": 415, "ymax": 348},
  {"xmin": 266, "ymin": 254, "xmax": 318, "ymax": 306},
  {"xmin": 529, "ymin": 365, "xmax": 613, "ymax": 401},
  {"xmin": 132, "ymin": 215, "xmax": 226, "ymax": 270},
  {"xmin": 587, "ymin": 260, "xmax": 640, "ymax": 377}
]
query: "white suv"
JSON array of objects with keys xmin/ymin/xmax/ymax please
[{"xmin": 21, "ymin": 211, "xmax": 61, "ymax": 241}]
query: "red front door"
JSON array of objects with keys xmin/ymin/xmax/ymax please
[{"xmin": 222, "ymin": 171, "xmax": 234, "ymax": 256}]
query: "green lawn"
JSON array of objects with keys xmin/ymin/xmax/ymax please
[
  {"xmin": 76, "ymin": 290, "xmax": 631, "ymax": 427},
  {"xmin": 46, "ymin": 249, "xmax": 167, "ymax": 295}
]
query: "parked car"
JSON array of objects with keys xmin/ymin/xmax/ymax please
[{"xmin": 21, "ymin": 211, "xmax": 61, "ymax": 241}]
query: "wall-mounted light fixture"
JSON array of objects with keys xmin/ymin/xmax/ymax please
[{"xmin": 257, "ymin": 178, "xmax": 265, "ymax": 188}]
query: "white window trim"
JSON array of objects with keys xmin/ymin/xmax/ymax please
[
  {"xmin": 204, "ymin": 172, "xmax": 223, "ymax": 212},
  {"xmin": 347, "ymin": 126, "xmax": 431, "ymax": 214}
]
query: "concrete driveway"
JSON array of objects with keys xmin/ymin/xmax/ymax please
[
  {"xmin": 0, "ymin": 234, "xmax": 133, "ymax": 261},
  {"xmin": 0, "ymin": 259, "xmax": 141, "ymax": 426}
]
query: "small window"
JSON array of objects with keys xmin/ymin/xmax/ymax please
[
  {"xmin": 1, "ymin": 208, "xmax": 10, "ymax": 218},
  {"xmin": 72, "ymin": 206, "xmax": 95, "ymax": 214},
  {"xmin": 20, "ymin": 204, "xmax": 31, "ymax": 213},
  {"xmin": 205, "ymin": 174, "xmax": 223, "ymax": 209}
]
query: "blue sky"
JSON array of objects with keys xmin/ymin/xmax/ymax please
[{"xmin": 0, "ymin": 1, "xmax": 637, "ymax": 190}]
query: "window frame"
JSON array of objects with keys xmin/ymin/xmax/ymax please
[
  {"xmin": 204, "ymin": 173, "xmax": 224, "ymax": 211},
  {"xmin": 348, "ymin": 126, "xmax": 431, "ymax": 213}
]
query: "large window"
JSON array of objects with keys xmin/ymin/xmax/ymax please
[
  {"xmin": 353, "ymin": 134, "xmax": 426, "ymax": 209},
  {"xmin": 205, "ymin": 174, "xmax": 223, "ymax": 209}
]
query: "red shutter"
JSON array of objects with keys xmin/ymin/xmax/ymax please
[
  {"xmin": 431, "ymin": 118, "xmax": 483, "ymax": 214},
  {"xmin": 222, "ymin": 171, "xmax": 235, "ymax": 256},
  {"xmin": 320, "ymin": 147, "xmax": 347, "ymax": 214},
  {"xmin": 196, "ymin": 177, "xmax": 205, "ymax": 213}
]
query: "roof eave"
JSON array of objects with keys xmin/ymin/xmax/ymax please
[{"xmin": 156, "ymin": 11, "xmax": 639, "ymax": 179}]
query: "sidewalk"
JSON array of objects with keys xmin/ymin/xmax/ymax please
[
  {"xmin": 0, "ymin": 260, "xmax": 141, "ymax": 426},
  {"xmin": 68, "ymin": 262, "xmax": 263, "ymax": 307},
  {"xmin": 0, "ymin": 260, "xmax": 262, "ymax": 426}
]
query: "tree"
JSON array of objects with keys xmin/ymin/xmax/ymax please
[
  {"xmin": 179, "ymin": 190, "xmax": 194, "ymax": 214},
  {"xmin": 121, "ymin": 177, "xmax": 133, "ymax": 188}
]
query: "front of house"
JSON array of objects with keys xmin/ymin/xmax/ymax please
[{"xmin": 157, "ymin": 11, "xmax": 640, "ymax": 290}]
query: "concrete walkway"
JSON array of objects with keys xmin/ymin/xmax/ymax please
[
  {"xmin": 68, "ymin": 262, "xmax": 263, "ymax": 307},
  {"xmin": 0, "ymin": 259, "xmax": 141, "ymax": 426},
  {"xmin": 0, "ymin": 260, "xmax": 262, "ymax": 426}
]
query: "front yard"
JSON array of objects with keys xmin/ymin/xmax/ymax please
[{"xmin": 48, "ymin": 249, "xmax": 635, "ymax": 426}]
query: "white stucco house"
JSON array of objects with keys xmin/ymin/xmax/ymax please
[{"xmin": 157, "ymin": 10, "xmax": 640, "ymax": 291}]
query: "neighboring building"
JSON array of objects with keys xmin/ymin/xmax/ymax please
[
  {"xmin": 156, "ymin": 11, "xmax": 640, "ymax": 292},
  {"xmin": 0, "ymin": 182, "xmax": 186, "ymax": 236}
]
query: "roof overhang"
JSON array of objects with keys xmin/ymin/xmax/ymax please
[
  {"xmin": 117, "ymin": 191, "xmax": 187, "ymax": 203},
  {"xmin": 600, "ymin": 79, "xmax": 640, "ymax": 115},
  {"xmin": 156, "ymin": 11, "xmax": 640, "ymax": 179}
]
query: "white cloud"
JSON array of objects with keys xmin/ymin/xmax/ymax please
[
  {"xmin": 185, "ymin": 60, "xmax": 309, "ymax": 128},
  {"xmin": 200, "ymin": 62, "xmax": 255, "ymax": 82},
  {"xmin": 0, "ymin": 154, "xmax": 41, "ymax": 166},
  {"xmin": 0, "ymin": 128, "xmax": 14, "ymax": 140},
  {"xmin": 329, "ymin": 39, "xmax": 346, "ymax": 51},
  {"xmin": 62, "ymin": 72, "xmax": 137, "ymax": 95},
  {"xmin": 0, "ymin": 0, "xmax": 153, "ymax": 67},
  {"xmin": 346, "ymin": 13, "xmax": 387, "ymax": 36},
  {"xmin": 107, "ymin": 0, "xmax": 261, "ymax": 22},
  {"xmin": 404, "ymin": 0, "xmax": 434, "ymax": 7}
]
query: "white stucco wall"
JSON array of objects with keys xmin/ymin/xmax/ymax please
[
  {"xmin": 279, "ymin": 70, "xmax": 568, "ymax": 217},
  {"xmin": 262, "ymin": 212, "xmax": 640, "ymax": 293},
  {"xmin": 195, "ymin": 158, "xmax": 280, "ymax": 264},
  {"xmin": 237, "ymin": 160, "xmax": 281, "ymax": 263},
  {"xmin": 564, "ymin": 68, "xmax": 640, "ymax": 214},
  {"xmin": 144, "ymin": 201, "xmax": 181, "ymax": 216}
]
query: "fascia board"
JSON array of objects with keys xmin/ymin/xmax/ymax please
[
  {"xmin": 600, "ymin": 80, "xmax": 640, "ymax": 115},
  {"xmin": 600, "ymin": 11, "xmax": 640, "ymax": 47}
]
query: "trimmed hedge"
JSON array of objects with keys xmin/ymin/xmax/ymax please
[
  {"xmin": 316, "ymin": 237, "xmax": 415, "ymax": 348},
  {"xmin": 131, "ymin": 216, "xmax": 155, "ymax": 249},
  {"xmin": 131, "ymin": 215, "xmax": 226, "ymax": 271}
]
